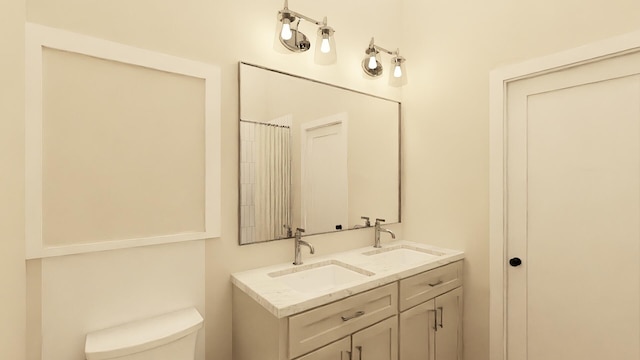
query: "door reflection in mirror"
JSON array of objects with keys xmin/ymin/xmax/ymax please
[{"xmin": 301, "ymin": 113, "xmax": 348, "ymax": 234}]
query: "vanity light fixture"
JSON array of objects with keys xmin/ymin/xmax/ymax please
[
  {"xmin": 276, "ymin": 0, "xmax": 337, "ymax": 65},
  {"xmin": 362, "ymin": 38, "xmax": 407, "ymax": 86}
]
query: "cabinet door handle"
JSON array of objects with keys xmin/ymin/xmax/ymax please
[
  {"xmin": 356, "ymin": 346, "xmax": 363, "ymax": 360},
  {"xmin": 437, "ymin": 306, "xmax": 444, "ymax": 328},
  {"xmin": 342, "ymin": 351, "xmax": 352, "ymax": 360},
  {"xmin": 428, "ymin": 309, "xmax": 437, "ymax": 331},
  {"xmin": 428, "ymin": 280, "xmax": 444, "ymax": 287},
  {"xmin": 341, "ymin": 310, "xmax": 365, "ymax": 321}
]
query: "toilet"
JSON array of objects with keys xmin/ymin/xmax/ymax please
[{"xmin": 84, "ymin": 307, "xmax": 203, "ymax": 360}]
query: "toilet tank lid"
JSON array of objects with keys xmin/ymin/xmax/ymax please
[{"xmin": 85, "ymin": 307, "xmax": 203, "ymax": 360}]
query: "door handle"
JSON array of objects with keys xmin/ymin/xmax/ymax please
[
  {"xmin": 509, "ymin": 257, "xmax": 522, "ymax": 267},
  {"xmin": 437, "ymin": 306, "xmax": 444, "ymax": 328},
  {"xmin": 356, "ymin": 346, "xmax": 363, "ymax": 360},
  {"xmin": 341, "ymin": 310, "xmax": 365, "ymax": 321},
  {"xmin": 342, "ymin": 351, "xmax": 352, "ymax": 360}
]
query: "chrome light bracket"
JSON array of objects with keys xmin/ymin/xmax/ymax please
[
  {"xmin": 277, "ymin": 0, "xmax": 326, "ymax": 53},
  {"xmin": 280, "ymin": 27, "xmax": 311, "ymax": 52}
]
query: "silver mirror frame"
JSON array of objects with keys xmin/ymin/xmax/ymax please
[{"xmin": 237, "ymin": 62, "xmax": 401, "ymax": 245}]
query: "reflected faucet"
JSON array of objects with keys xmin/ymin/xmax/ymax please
[
  {"xmin": 353, "ymin": 216, "xmax": 371, "ymax": 229},
  {"xmin": 283, "ymin": 224, "xmax": 293, "ymax": 238},
  {"xmin": 293, "ymin": 228, "xmax": 315, "ymax": 265},
  {"xmin": 374, "ymin": 218, "xmax": 395, "ymax": 248}
]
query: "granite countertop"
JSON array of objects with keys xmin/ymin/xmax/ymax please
[{"xmin": 231, "ymin": 240, "xmax": 464, "ymax": 318}]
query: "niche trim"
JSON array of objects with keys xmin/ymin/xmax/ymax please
[{"xmin": 25, "ymin": 23, "xmax": 221, "ymax": 259}]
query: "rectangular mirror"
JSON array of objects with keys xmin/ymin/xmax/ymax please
[{"xmin": 239, "ymin": 62, "xmax": 400, "ymax": 244}]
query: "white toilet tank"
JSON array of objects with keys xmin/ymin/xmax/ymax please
[{"xmin": 85, "ymin": 307, "xmax": 203, "ymax": 360}]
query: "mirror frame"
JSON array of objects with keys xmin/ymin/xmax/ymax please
[{"xmin": 237, "ymin": 62, "xmax": 401, "ymax": 244}]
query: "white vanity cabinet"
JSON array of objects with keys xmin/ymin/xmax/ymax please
[
  {"xmin": 231, "ymin": 242, "xmax": 464, "ymax": 360},
  {"xmin": 399, "ymin": 261, "xmax": 463, "ymax": 360}
]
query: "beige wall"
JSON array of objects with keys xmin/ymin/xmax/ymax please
[
  {"xmin": 23, "ymin": 0, "xmax": 402, "ymax": 359},
  {"xmin": 0, "ymin": 0, "xmax": 26, "ymax": 358},
  {"xmin": 9, "ymin": 1, "xmax": 640, "ymax": 360},
  {"xmin": 400, "ymin": 1, "xmax": 640, "ymax": 359},
  {"xmin": 40, "ymin": 241, "xmax": 207, "ymax": 360}
]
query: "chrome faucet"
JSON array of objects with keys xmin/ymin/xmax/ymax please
[
  {"xmin": 293, "ymin": 228, "xmax": 315, "ymax": 265},
  {"xmin": 353, "ymin": 216, "xmax": 371, "ymax": 229},
  {"xmin": 374, "ymin": 218, "xmax": 395, "ymax": 248}
]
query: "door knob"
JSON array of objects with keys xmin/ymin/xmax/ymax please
[{"xmin": 509, "ymin": 257, "xmax": 522, "ymax": 267}]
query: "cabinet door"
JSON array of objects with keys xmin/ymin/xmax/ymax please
[
  {"xmin": 434, "ymin": 287, "xmax": 463, "ymax": 360},
  {"xmin": 352, "ymin": 316, "xmax": 398, "ymax": 360},
  {"xmin": 399, "ymin": 299, "xmax": 436, "ymax": 360},
  {"xmin": 297, "ymin": 337, "xmax": 352, "ymax": 360}
]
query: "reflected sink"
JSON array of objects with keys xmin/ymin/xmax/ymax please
[
  {"xmin": 268, "ymin": 260, "xmax": 375, "ymax": 293},
  {"xmin": 362, "ymin": 245, "xmax": 444, "ymax": 264}
]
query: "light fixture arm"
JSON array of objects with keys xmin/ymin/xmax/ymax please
[
  {"xmin": 279, "ymin": 0, "xmax": 325, "ymax": 27},
  {"xmin": 368, "ymin": 38, "xmax": 399, "ymax": 57}
]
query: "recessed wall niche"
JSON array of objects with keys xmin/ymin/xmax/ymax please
[{"xmin": 25, "ymin": 23, "xmax": 221, "ymax": 258}]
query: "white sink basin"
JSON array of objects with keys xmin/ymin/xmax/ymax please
[
  {"xmin": 268, "ymin": 260, "xmax": 374, "ymax": 293},
  {"xmin": 362, "ymin": 245, "xmax": 444, "ymax": 264}
]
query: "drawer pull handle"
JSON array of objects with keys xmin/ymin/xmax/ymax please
[
  {"xmin": 428, "ymin": 280, "xmax": 444, "ymax": 287},
  {"xmin": 341, "ymin": 310, "xmax": 365, "ymax": 321}
]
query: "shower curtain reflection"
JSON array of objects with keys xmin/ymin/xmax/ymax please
[{"xmin": 240, "ymin": 120, "xmax": 292, "ymax": 244}]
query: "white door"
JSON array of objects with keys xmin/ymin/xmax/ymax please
[
  {"xmin": 301, "ymin": 114, "xmax": 348, "ymax": 234},
  {"xmin": 505, "ymin": 51, "xmax": 640, "ymax": 359}
]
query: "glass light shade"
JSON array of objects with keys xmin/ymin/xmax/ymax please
[
  {"xmin": 280, "ymin": 20, "xmax": 292, "ymax": 40},
  {"xmin": 274, "ymin": 13, "xmax": 311, "ymax": 53},
  {"xmin": 275, "ymin": 10, "xmax": 307, "ymax": 53},
  {"xmin": 389, "ymin": 56, "xmax": 407, "ymax": 86},
  {"xmin": 314, "ymin": 26, "xmax": 336, "ymax": 65},
  {"xmin": 274, "ymin": 11, "xmax": 294, "ymax": 54}
]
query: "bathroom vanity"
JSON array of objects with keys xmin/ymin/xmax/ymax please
[{"xmin": 231, "ymin": 241, "xmax": 464, "ymax": 360}]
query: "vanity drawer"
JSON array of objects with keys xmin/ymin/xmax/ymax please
[
  {"xmin": 399, "ymin": 261, "xmax": 462, "ymax": 311},
  {"xmin": 289, "ymin": 283, "xmax": 398, "ymax": 359}
]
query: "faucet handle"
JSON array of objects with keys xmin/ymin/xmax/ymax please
[
  {"xmin": 361, "ymin": 216, "xmax": 371, "ymax": 226},
  {"xmin": 295, "ymin": 228, "xmax": 306, "ymax": 234},
  {"xmin": 375, "ymin": 218, "xmax": 386, "ymax": 224}
]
